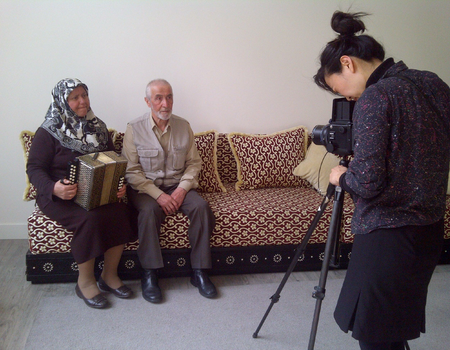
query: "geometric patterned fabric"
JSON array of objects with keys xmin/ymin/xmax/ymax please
[
  {"xmin": 28, "ymin": 183, "xmax": 357, "ymax": 254},
  {"xmin": 194, "ymin": 131, "xmax": 226, "ymax": 193}
]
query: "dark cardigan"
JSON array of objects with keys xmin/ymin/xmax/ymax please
[{"xmin": 340, "ymin": 58, "xmax": 450, "ymax": 235}]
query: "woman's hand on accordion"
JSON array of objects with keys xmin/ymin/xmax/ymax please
[
  {"xmin": 53, "ymin": 179, "xmax": 78, "ymax": 200},
  {"xmin": 117, "ymin": 184, "xmax": 127, "ymax": 199}
]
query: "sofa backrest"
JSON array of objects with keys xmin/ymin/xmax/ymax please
[{"xmin": 22, "ymin": 128, "xmax": 316, "ymax": 199}]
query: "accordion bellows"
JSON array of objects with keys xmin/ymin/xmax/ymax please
[{"xmin": 74, "ymin": 151, "xmax": 127, "ymax": 211}]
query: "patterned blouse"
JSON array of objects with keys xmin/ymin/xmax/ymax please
[{"xmin": 340, "ymin": 58, "xmax": 450, "ymax": 235}]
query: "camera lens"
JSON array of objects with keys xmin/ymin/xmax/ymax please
[{"xmin": 311, "ymin": 125, "xmax": 328, "ymax": 147}]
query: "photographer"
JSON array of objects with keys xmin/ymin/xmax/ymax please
[{"xmin": 314, "ymin": 11, "xmax": 450, "ymax": 350}]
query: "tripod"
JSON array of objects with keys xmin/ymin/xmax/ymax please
[{"xmin": 253, "ymin": 160, "xmax": 348, "ymax": 350}]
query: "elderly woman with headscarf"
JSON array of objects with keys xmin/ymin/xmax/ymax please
[{"xmin": 27, "ymin": 78, "xmax": 136, "ymax": 309}]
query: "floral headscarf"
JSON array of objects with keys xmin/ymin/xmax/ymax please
[{"xmin": 41, "ymin": 78, "xmax": 109, "ymax": 154}]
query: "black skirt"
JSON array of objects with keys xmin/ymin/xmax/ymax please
[
  {"xmin": 334, "ymin": 219, "xmax": 444, "ymax": 343},
  {"xmin": 39, "ymin": 197, "xmax": 137, "ymax": 264}
]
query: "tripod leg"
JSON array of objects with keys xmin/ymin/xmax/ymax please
[
  {"xmin": 253, "ymin": 227, "xmax": 312, "ymax": 338},
  {"xmin": 253, "ymin": 186, "xmax": 334, "ymax": 338},
  {"xmin": 308, "ymin": 186, "xmax": 345, "ymax": 350}
]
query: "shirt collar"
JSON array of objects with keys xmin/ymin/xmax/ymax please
[
  {"xmin": 150, "ymin": 113, "xmax": 171, "ymax": 134},
  {"xmin": 366, "ymin": 58, "xmax": 396, "ymax": 88}
]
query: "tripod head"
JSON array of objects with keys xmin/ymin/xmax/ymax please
[{"xmin": 324, "ymin": 156, "xmax": 350, "ymax": 200}]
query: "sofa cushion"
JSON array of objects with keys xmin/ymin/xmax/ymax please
[
  {"xmin": 20, "ymin": 130, "xmax": 38, "ymax": 201},
  {"xmin": 216, "ymin": 133, "xmax": 238, "ymax": 184},
  {"xmin": 28, "ymin": 183, "xmax": 357, "ymax": 255},
  {"xmin": 202, "ymin": 183, "xmax": 355, "ymax": 246},
  {"xmin": 293, "ymin": 143, "xmax": 340, "ymax": 196},
  {"xmin": 112, "ymin": 130, "xmax": 125, "ymax": 153},
  {"xmin": 28, "ymin": 207, "xmax": 73, "ymax": 254},
  {"xmin": 228, "ymin": 126, "xmax": 309, "ymax": 191},
  {"xmin": 195, "ymin": 131, "xmax": 226, "ymax": 193}
]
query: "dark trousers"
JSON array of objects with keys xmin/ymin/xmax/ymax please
[{"xmin": 127, "ymin": 186, "xmax": 215, "ymax": 270}]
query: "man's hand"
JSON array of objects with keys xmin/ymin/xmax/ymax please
[
  {"xmin": 156, "ymin": 187, "xmax": 187, "ymax": 215},
  {"xmin": 53, "ymin": 179, "xmax": 78, "ymax": 200},
  {"xmin": 329, "ymin": 165, "xmax": 348, "ymax": 186},
  {"xmin": 157, "ymin": 193, "xmax": 180, "ymax": 215},
  {"xmin": 171, "ymin": 187, "xmax": 187, "ymax": 209}
]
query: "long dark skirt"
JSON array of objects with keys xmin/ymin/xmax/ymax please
[
  {"xmin": 38, "ymin": 197, "xmax": 137, "ymax": 264},
  {"xmin": 334, "ymin": 219, "xmax": 444, "ymax": 343}
]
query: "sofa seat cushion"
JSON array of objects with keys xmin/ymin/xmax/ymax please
[
  {"xmin": 28, "ymin": 208, "xmax": 73, "ymax": 254},
  {"xmin": 27, "ymin": 206, "xmax": 187, "ymax": 254},
  {"xmin": 203, "ymin": 183, "xmax": 355, "ymax": 246},
  {"xmin": 28, "ymin": 184, "xmax": 355, "ymax": 255}
]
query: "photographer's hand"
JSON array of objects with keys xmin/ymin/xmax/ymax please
[{"xmin": 330, "ymin": 165, "xmax": 347, "ymax": 186}]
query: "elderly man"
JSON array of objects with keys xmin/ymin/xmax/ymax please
[{"xmin": 122, "ymin": 79, "xmax": 217, "ymax": 303}]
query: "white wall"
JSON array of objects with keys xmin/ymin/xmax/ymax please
[{"xmin": 1, "ymin": 0, "xmax": 449, "ymax": 239}]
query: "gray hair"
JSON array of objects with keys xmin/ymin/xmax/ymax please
[{"xmin": 145, "ymin": 79, "xmax": 172, "ymax": 99}]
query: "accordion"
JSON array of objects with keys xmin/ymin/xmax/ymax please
[{"xmin": 67, "ymin": 151, "xmax": 127, "ymax": 211}]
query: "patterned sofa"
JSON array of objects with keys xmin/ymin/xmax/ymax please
[{"xmin": 21, "ymin": 127, "xmax": 450, "ymax": 283}]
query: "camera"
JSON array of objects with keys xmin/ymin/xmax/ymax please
[{"xmin": 311, "ymin": 98, "xmax": 356, "ymax": 157}]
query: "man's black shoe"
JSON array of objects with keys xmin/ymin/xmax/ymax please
[
  {"xmin": 141, "ymin": 269, "xmax": 163, "ymax": 303},
  {"xmin": 190, "ymin": 269, "xmax": 217, "ymax": 299}
]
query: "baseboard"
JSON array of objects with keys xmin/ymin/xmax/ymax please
[{"xmin": 0, "ymin": 223, "xmax": 28, "ymax": 239}]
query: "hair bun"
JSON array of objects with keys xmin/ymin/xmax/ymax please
[{"xmin": 331, "ymin": 11, "xmax": 368, "ymax": 36}]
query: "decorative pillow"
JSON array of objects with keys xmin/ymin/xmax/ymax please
[
  {"xmin": 20, "ymin": 129, "xmax": 118, "ymax": 201},
  {"xmin": 112, "ymin": 130, "xmax": 124, "ymax": 154},
  {"xmin": 216, "ymin": 133, "xmax": 238, "ymax": 184},
  {"xmin": 228, "ymin": 126, "xmax": 309, "ymax": 191},
  {"xmin": 293, "ymin": 143, "xmax": 340, "ymax": 196},
  {"xmin": 195, "ymin": 131, "xmax": 226, "ymax": 193},
  {"xmin": 20, "ymin": 130, "xmax": 38, "ymax": 201}
]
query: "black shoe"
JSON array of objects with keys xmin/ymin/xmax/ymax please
[
  {"xmin": 141, "ymin": 269, "xmax": 163, "ymax": 303},
  {"xmin": 75, "ymin": 284, "xmax": 109, "ymax": 309},
  {"xmin": 190, "ymin": 269, "xmax": 217, "ymax": 299},
  {"xmin": 98, "ymin": 276, "xmax": 134, "ymax": 299}
]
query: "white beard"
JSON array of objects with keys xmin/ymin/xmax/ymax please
[{"xmin": 154, "ymin": 109, "xmax": 172, "ymax": 121}]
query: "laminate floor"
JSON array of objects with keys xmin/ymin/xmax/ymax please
[{"xmin": 1, "ymin": 239, "xmax": 449, "ymax": 350}]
